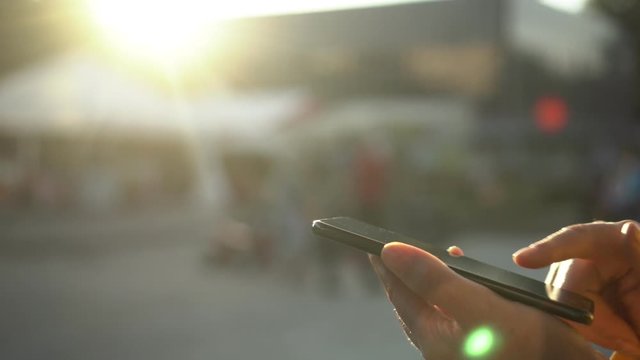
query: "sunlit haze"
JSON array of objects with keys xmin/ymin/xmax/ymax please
[
  {"xmin": 86, "ymin": 0, "xmax": 587, "ymax": 69},
  {"xmin": 86, "ymin": 0, "xmax": 429, "ymax": 68}
]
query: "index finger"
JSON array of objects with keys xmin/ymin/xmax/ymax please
[{"xmin": 513, "ymin": 221, "xmax": 637, "ymax": 269}]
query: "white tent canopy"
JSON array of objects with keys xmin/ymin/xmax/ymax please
[
  {"xmin": 0, "ymin": 53, "xmax": 183, "ymax": 136},
  {"xmin": 0, "ymin": 51, "xmax": 310, "ymax": 138},
  {"xmin": 0, "ymin": 52, "xmax": 312, "ymax": 210}
]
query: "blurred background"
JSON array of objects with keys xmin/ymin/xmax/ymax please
[{"xmin": 1, "ymin": 0, "xmax": 640, "ymax": 358}]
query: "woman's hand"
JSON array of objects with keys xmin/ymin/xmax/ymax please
[
  {"xmin": 513, "ymin": 221, "xmax": 640, "ymax": 356},
  {"xmin": 371, "ymin": 242, "xmax": 603, "ymax": 359}
]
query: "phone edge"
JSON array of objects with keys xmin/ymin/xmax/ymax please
[{"xmin": 312, "ymin": 218, "xmax": 593, "ymax": 325}]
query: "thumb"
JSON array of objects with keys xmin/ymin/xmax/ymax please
[{"xmin": 381, "ymin": 242, "xmax": 500, "ymax": 329}]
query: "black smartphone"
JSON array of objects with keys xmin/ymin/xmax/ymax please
[{"xmin": 311, "ymin": 216, "xmax": 594, "ymax": 325}]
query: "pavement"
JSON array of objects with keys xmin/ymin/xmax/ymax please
[{"xmin": 1, "ymin": 208, "xmax": 421, "ymax": 360}]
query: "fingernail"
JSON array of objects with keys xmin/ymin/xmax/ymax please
[
  {"xmin": 621, "ymin": 222, "xmax": 640, "ymax": 242},
  {"xmin": 447, "ymin": 246, "xmax": 463, "ymax": 257},
  {"xmin": 381, "ymin": 243, "xmax": 410, "ymax": 272},
  {"xmin": 512, "ymin": 248, "xmax": 527, "ymax": 258}
]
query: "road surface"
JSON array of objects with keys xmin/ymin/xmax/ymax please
[{"xmin": 0, "ymin": 208, "xmax": 594, "ymax": 360}]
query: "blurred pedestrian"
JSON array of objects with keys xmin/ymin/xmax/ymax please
[
  {"xmin": 600, "ymin": 150, "xmax": 640, "ymax": 221},
  {"xmin": 352, "ymin": 135, "xmax": 392, "ymax": 294}
]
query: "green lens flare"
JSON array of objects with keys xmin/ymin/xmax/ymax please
[{"xmin": 463, "ymin": 326, "xmax": 495, "ymax": 358}]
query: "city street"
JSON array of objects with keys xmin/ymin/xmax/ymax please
[
  {"xmin": 0, "ymin": 209, "xmax": 553, "ymax": 360},
  {"xmin": 0, "ymin": 0, "xmax": 636, "ymax": 359}
]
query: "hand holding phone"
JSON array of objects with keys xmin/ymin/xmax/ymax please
[{"xmin": 312, "ymin": 217, "xmax": 594, "ymax": 324}]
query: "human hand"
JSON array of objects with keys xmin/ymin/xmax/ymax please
[
  {"xmin": 370, "ymin": 242, "xmax": 604, "ymax": 359},
  {"xmin": 513, "ymin": 221, "xmax": 640, "ymax": 357}
]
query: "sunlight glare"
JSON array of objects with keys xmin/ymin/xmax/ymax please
[{"xmin": 87, "ymin": 0, "xmax": 230, "ymax": 67}]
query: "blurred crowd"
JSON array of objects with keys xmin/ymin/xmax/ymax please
[
  {"xmin": 0, "ymin": 137, "xmax": 193, "ymax": 212},
  {"xmin": 197, "ymin": 102, "xmax": 640, "ymax": 295},
  {"xmin": 2, "ymin": 98, "xmax": 639, "ymax": 297}
]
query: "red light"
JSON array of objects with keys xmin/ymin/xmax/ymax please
[{"xmin": 534, "ymin": 96, "xmax": 569, "ymax": 134}]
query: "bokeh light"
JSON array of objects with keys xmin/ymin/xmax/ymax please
[
  {"xmin": 534, "ymin": 96, "xmax": 569, "ymax": 134},
  {"xmin": 463, "ymin": 326, "xmax": 497, "ymax": 358}
]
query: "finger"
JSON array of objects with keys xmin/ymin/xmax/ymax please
[
  {"xmin": 381, "ymin": 242, "xmax": 499, "ymax": 328},
  {"xmin": 546, "ymin": 259, "xmax": 640, "ymax": 352},
  {"xmin": 618, "ymin": 277, "xmax": 640, "ymax": 344},
  {"xmin": 611, "ymin": 351, "xmax": 640, "ymax": 360},
  {"xmin": 370, "ymin": 255, "xmax": 456, "ymax": 350},
  {"xmin": 370, "ymin": 255, "xmax": 420, "ymax": 347},
  {"xmin": 545, "ymin": 259, "xmax": 600, "ymax": 294},
  {"xmin": 620, "ymin": 223, "xmax": 640, "ymax": 338},
  {"xmin": 623, "ymin": 222, "xmax": 640, "ymax": 270},
  {"xmin": 447, "ymin": 246, "xmax": 464, "ymax": 257},
  {"xmin": 513, "ymin": 221, "xmax": 635, "ymax": 269},
  {"xmin": 544, "ymin": 261, "xmax": 561, "ymax": 286}
]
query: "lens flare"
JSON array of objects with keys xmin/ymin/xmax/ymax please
[{"xmin": 463, "ymin": 326, "xmax": 496, "ymax": 358}]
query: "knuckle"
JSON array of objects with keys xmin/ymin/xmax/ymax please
[
  {"xmin": 620, "ymin": 219, "xmax": 639, "ymax": 230},
  {"xmin": 550, "ymin": 223, "xmax": 590, "ymax": 244}
]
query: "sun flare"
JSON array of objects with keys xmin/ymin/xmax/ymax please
[{"xmin": 87, "ymin": 0, "xmax": 231, "ymax": 68}]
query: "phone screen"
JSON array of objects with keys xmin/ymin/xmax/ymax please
[{"xmin": 312, "ymin": 216, "xmax": 594, "ymax": 325}]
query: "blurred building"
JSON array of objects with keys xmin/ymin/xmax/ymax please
[
  {"xmin": 0, "ymin": 0, "xmax": 635, "ymax": 230},
  {"xmin": 0, "ymin": 51, "xmax": 313, "ymax": 212},
  {"xmin": 214, "ymin": 0, "xmax": 637, "ymax": 231},
  {"xmin": 220, "ymin": 0, "xmax": 634, "ymax": 122}
]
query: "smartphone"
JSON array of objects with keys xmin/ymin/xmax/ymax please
[{"xmin": 311, "ymin": 216, "xmax": 594, "ymax": 325}]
